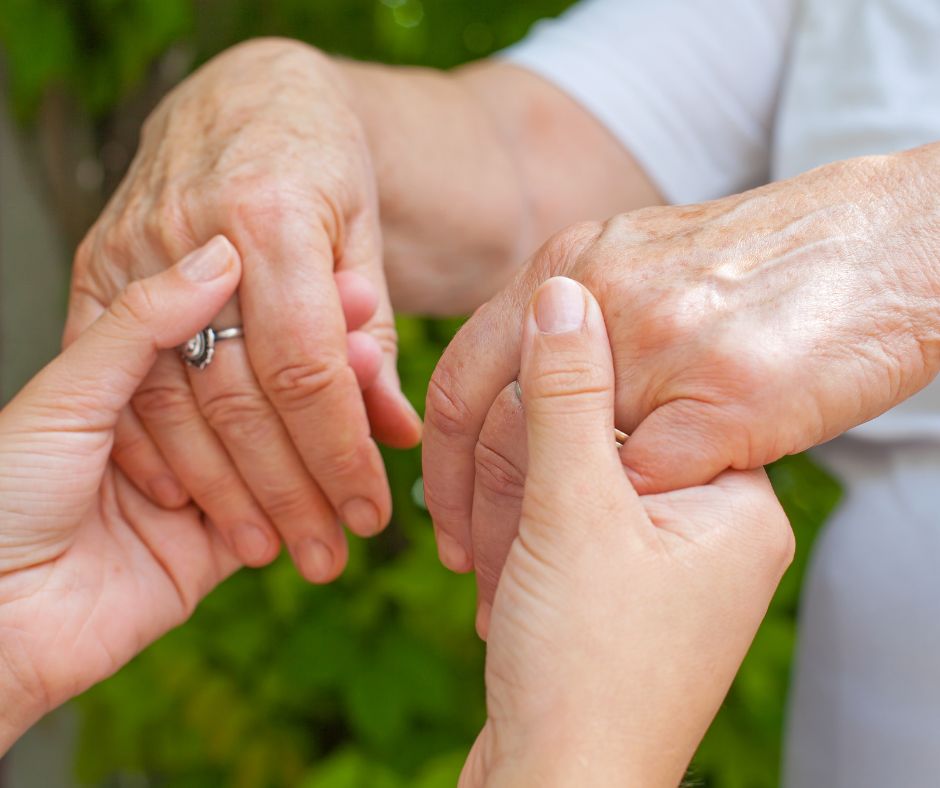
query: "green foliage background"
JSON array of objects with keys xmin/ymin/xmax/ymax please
[{"xmin": 0, "ymin": 1, "xmax": 840, "ymax": 785}]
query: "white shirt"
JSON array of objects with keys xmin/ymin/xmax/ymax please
[
  {"xmin": 503, "ymin": 0, "xmax": 940, "ymax": 440},
  {"xmin": 504, "ymin": 4, "xmax": 940, "ymax": 786}
]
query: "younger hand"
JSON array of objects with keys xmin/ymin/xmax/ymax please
[
  {"xmin": 461, "ymin": 278, "xmax": 794, "ymax": 787},
  {"xmin": 0, "ymin": 238, "xmax": 245, "ymax": 752}
]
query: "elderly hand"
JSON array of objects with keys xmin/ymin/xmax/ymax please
[
  {"xmin": 459, "ymin": 278, "xmax": 793, "ymax": 787},
  {"xmin": 68, "ymin": 38, "xmax": 422, "ymax": 584},
  {"xmin": 422, "ymin": 145, "xmax": 940, "ymax": 614},
  {"xmin": 0, "ymin": 239, "xmax": 253, "ymax": 752}
]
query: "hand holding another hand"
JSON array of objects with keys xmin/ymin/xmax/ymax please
[
  {"xmin": 69, "ymin": 38, "xmax": 421, "ymax": 584},
  {"xmin": 0, "ymin": 239, "xmax": 248, "ymax": 751},
  {"xmin": 423, "ymin": 147, "xmax": 940, "ymax": 611},
  {"xmin": 461, "ymin": 278, "xmax": 793, "ymax": 787}
]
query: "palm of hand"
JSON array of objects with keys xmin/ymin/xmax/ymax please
[
  {"xmin": 0, "ymin": 434, "xmax": 236, "ymax": 713},
  {"xmin": 466, "ymin": 472, "xmax": 792, "ymax": 787}
]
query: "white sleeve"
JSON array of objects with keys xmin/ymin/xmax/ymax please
[{"xmin": 501, "ymin": 0, "xmax": 796, "ymax": 204}]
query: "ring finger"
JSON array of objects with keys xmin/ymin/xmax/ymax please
[
  {"xmin": 132, "ymin": 351, "xmax": 280, "ymax": 567},
  {"xmin": 187, "ymin": 324, "xmax": 348, "ymax": 584}
]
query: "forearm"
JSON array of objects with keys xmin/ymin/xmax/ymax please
[
  {"xmin": 339, "ymin": 60, "xmax": 531, "ymax": 314},
  {"xmin": 339, "ymin": 59, "xmax": 662, "ymax": 315}
]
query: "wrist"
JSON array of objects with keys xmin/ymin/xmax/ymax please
[
  {"xmin": 818, "ymin": 144, "xmax": 940, "ymax": 389},
  {"xmin": 338, "ymin": 59, "xmax": 532, "ymax": 314},
  {"xmin": 881, "ymin": 143, "xmax": 940, "ymax": 371},
  {"xmin": 480, "ymin": 715, "xmax": 688, "ymax": 788}
]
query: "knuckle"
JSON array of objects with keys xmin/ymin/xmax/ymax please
[
  {"xmin": 474, "ymin": 440, "xmax": 525, "ymax": 501},
  {"xmin": 98, "ymin": 227, "xmax": 129, "ymax": 267},
  {"xmin": 111, "ymin": 279, "xmax": 156, "ymax": 330},
  {"xmin": 318, "ymin": 441, "xmax": 366, "ymax": 483},
  {"xmin": 260, "ymin": 484, "xmax": 314, "ymax": 522},
  {"xmin": 265, "ymin": 357, "xmax": 353, "ymax": 411},
  {"xmin": 528, "ymin": 360, "xmax": 610, "ymax": 404},
  {"xmin": 425, "ymin": 371, "xmax": 475, "ymax": 440},
  {"xmin": 133, "ymin": 383, "xmax": 195, "ymax": 427},
  {"xmin": 200, "ymin": 389, "xmax": 272, "ymax": 443},
  {"xmin": 534, "ymin": 221, "xmax": 603, "ymax": 277},
  {"xmin": 597, "ymin": 211, "xmax": 654, "ymax": 245},
  {"xmin": 196, "ymin": 471, "xmax": 247, "ymax": 511},
  {"xmin": 222, "ymin": 181, "xmax": 306, "ymax": 240},
  {"xmin": 142, "ymin": 198, "xmax": 193, "ymax": 257},
  {"xmin": 422, "ymin": 483, "xmax": 469, "ymax": 525},
  {"xmin": 636, "ymin": 287, "xmax": 711, "ymax": 352}
]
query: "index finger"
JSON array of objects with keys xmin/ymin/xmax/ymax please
[
  {"xmin": 234, "ymin": 214, "xmax": 392, "ymax": 537},
  {"xmin": 421, "ymin": 222, "xmax": 600, "ymax": 572},
  {"xmin": 422, "ymin": 285, "xmax": 528, "ymax": 571}
]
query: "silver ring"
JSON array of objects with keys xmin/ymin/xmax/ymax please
[{"xmin": 179, "ymin": 326, "xmax": 244, "ymax": 369}]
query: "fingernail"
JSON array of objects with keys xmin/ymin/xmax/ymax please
[
  {"xmin": 341, "ymin": 497, "xmax": 382, "ymax": 536},
  {"xmin": 179, "ymin": 236, "xmax": 233, "ymax": 282},
  {"xmin": 435, "ymin": 528, "xmax": 471, "ymax": 572},
  {"xmin": 534, "ymin": 276, "xmax": 585, "ymax": 334},
  {"xmin": 231, "ymin": 523, "xmax": 274, "ymax": 566},
  {"xmin": 296, "ymin": 538, "xmax": 335, "ymax": 583},
  {"xmin": 149, "ymin": 475, "xmax": 186, "ymax": 507}
]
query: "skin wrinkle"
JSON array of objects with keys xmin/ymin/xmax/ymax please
[
  {"xmin": 83, "ymin": 56, "xmax": 413, "ymax": 570},
  {"xmin": 0, "ymin": 242, "xmax": 254, "ymax": 755},
  {"xmin": 112, "ymin": 471, "xmax": 190, "ymax": 617},
  {"xmin": 38, "ymin": 31, "xmax": 940, "ymax": 774}
]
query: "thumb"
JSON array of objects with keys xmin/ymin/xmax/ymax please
[
  {"xmin": 27, "ymin": 236, "xmax": 241, "ymax": 429},
  {"xmin": 519, "ymin": 277, "xmax": 633, "ymax": 519},
  {"xmin": 620, "ymin": 399, "xmax": 739, "ymax": 494}
]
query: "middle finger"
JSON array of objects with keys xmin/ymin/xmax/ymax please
[{"xmin": 188, "ymin": 332, "xmax": 348, "ymax": 584}]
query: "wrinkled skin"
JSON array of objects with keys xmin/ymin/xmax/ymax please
[
  {"xmin": 460, "ymin": 278, "xmax": 793, "ymax": 786},
  {"xmin": 422, "ymin": 149, "xmax": 940, "ymax": 613},
  {"xmin": 68, "ymin": 39, "xmax": 421, "ymax": 584}
]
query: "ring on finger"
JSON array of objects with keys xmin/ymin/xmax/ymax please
[{"xmin": 179, "ymin": 326, "xmax": 244, "ymax": 370}]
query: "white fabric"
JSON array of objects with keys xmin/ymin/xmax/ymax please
[
  {"xmin": 789, "ymin": 438, "xmax": 940, "ymax": 788},
  {"xmin": 773, "ymin": 0, "xmax": 940, "ymax": 180},
  {"xmin": 774, "ymin": 4, "xmax": 940, "ymax": 787},
  {"xmin": 503, "ymin": 0, "xmax": 795, "ymax": 204},
  {"xmin": 505, "ymin": 2, "xmax": 940, "ymax": 786},
  {"xmin": 504, "ymin": 0, "xmax": 940, "ymax": 440}
]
